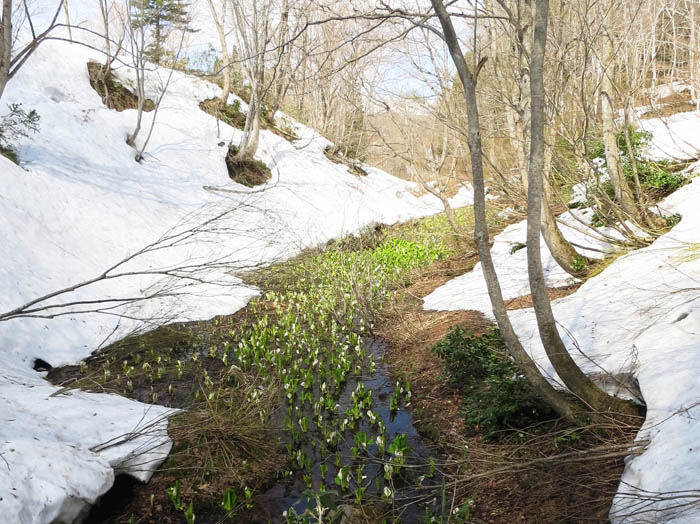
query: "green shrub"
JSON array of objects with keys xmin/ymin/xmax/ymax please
[
  {"xmin": 0, "ymin": 103, "xmax": 40, "ymax": 164},
  {"xmin": 432, "ymin": 327, "xmax": 556, "ymax": 438},
  {"xmin": 589, "ymin": 126, "xmax": 687, "ymax": 197}
]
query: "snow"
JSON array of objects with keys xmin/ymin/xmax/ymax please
[
  {"xmin": 640, "ymin": 111, "xmax": 700, "ymax": 161},
  {"xmin": 424, "ymin": 114, "xmax": 700, "ymax": 521},
  {"xmin": 423, "ymin": 208, "xmax": 615, "ymax": 314},
  {"xmin": 448, "ymin": 184, "xmax": 475, "ymax": 207},
  {"xmin": 0, "ymin": 25, "xmax": 464, "ymax": 524}
]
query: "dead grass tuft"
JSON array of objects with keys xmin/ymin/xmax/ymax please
[
  {"xmin": 225, "ymin": 144, "xmax": 272, "ymax": 187},
  {"xmin": 165, "ymin": 368, "xmax": 284, "ymax": 494},
  {"xmin": 87, "ymin": 62, "xmax": 155, "ymax": 112},
  {"xmin": 324, "ymin": 145, "xmax": 369, "ymax": 176}
]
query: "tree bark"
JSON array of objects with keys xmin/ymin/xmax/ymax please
[
  {"xmin": 271, "ymin": 0, "xmax": 289, "ymax": 116},
  {"xmin": 0, "ymin": 0, "xmax": 11, "ymax": 100},
  {"xmin": 527, "ymin": 0, "xmax": 637, "ymax": 416},
  {"xmin": 600, "ymin": 36, "xmax": 637, "ymax": 218},
  {"xmin": 430, "ymin": 0, "xmax": 584, "ymax": 423},
  {"xmin": 206, "ymin": 0, "xmax": 230, "ymax": 107},
  {"xmin": 62, "ymin": 0, "xmax": 72, "ymax": 42}
]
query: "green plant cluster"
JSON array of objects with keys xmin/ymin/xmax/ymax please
[
  {"xmin": 432, "ymin": 327, "xmax": 556, "ymax": 439},
  {"xmin": 200, "ymin": 98, "xmax": 247, "ymax": 129},
  {"xmin": 0, "ymin": 103, "xmax": 40, "ymax": 164},
  {"xmin": 394, "ymin": 206, "xmax": 476, "ymax": 256},
  {"xmin": 217, "ymin": 236, "xmax": 444, "ymax": 515},
  {"xmin": 69, "ymin": 228, "xmax": 449, "ymax": 521},
  {"xmin": 590, "ymin": 126, "xmax": 687, "ymax": 195}
]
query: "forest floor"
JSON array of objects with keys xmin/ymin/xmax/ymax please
[{"xmin": 48, "ymin": 207, "xmax": 641, "ymax": 524}]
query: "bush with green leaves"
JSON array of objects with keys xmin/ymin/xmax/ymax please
[
  {"xmin": 0, "ymin": 103, "xmax": 40, "ymax": 163},
  {"xmin": 589, "ymin": 126, "xmax": 686, "ymax": 196},
  {"xmin": 432, "ymin": 327, "xmax": 556, "ymax": 438}
]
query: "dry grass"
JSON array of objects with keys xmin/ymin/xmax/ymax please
[
  {"xmin": 375, "ymin": 248, "xmax": 643, "ymax": 524},
  {"xmin": 165, "ymin": 368, "xmax": 284, "ymax": 493},
  {"xmin": 640, "ymin": 91, "xmax": 695, "ymax": 119},
  {"xmin": 87, "ymin": 62, "xmax": 155, "ymax": 112}
]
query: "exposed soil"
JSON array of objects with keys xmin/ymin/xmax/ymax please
[
  {"xmin": 87, "ymin": 62, "xmax": 155, "ymax": 112},
  {"xmin": 48, "ymin": 211, "xmax": 641, "ymax": 524},
  {"xmin": 225, "ymin": 144, "xmax": 272, "ymax": 187},
  {"xmin": 505, "ymin": 284, "xmax": 581, "ymax": 310},
  {"xmin": 376, "ymin": 255, "xmax": 641, "ymax": 524},
  {"xmin": 323, "ymin": 145, "xmax": 369, "ymax": 177},
  {"xmin": 199, "ymin": 98, "xmax": 247, "ymax": 129},
  {"xmin": 640, "ymin": 90, "xmax": 696, "ymax": 119},
  {"xmin": 199, "ymin": 97, "xmax": 299, "ymax": 142}
]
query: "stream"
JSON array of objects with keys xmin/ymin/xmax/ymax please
[{"xmin": 255, "ymin": 337, "xmax": 443, "ymax": 523}]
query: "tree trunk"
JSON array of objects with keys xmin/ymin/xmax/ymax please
[
  {"xmin": 0, "ymin": 0, "xmax": 11, "ymax": 100},
  {"xmin": 154, "ymin": 13, "xmax": 162, "ymax": 64},
  {"xmin": 63, "ymin": 0, "xmax": 72, "ymax": 42},
  {"xmin": 236, "ymin": 85, "xmax": 261, "ymax": 161},
  {"xmin": 510, "ymin": 60, "xmax": 588, "ymax": 277},
  {"xmin": 127, "ymin": 26, "xmax": 146, "ymax": 151},
  {"xmin": 691, "ymin": 1, "xmax": 698, "ymax": 109},
  {"xmin": 600, "ymin": 36, "xmax": 638, "ymax": 218},
  {"xmin": 430, "ymin": 0, "xmax": 584, "ymax": 424},
  {"xmin": 271, "ymin": 0, "xmax": 289, "ymax": 116},
  {"xmin": 206, "ymin": 0, "xmax": 230, "ymax": 107},
  {"xmin": 527, "ymin": 0, "xmax": 637, "ymax": 416}
]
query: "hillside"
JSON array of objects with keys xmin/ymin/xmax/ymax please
[
  {"xmin": 4, "ymin": 1, "xmax": 700, "ymax": 523},
  {"xmin": 0, "ymin": 36, "xmax": 473, "ymax": 523}
]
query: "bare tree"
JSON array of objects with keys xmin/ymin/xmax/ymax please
[
  {"xmin": 124, "ymin": 0, "xmax": 189, "ymax": 162},
  {"xmin": 124, "ymin": 0, "xmax": 149, "ymax": 150},
  {"xmin": 428, "ymin": 0, "xmax": 585, "ymax": 422},
  {"xmin": 0, "ymin": 0, "xmax": 65, "ymax": 100},
  {"xmin": 527, "ymin": 0, "xmax": 637, "ymax": 416},
  {"xmin": 205, "ymin": 0, "xmax": 232, "ymax": 107},
  {"xmin": 228, "ymin": 0, "xmax": 273, "ymax": 161}
]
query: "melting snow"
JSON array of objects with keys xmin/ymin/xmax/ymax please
[
  {"xmin": 0, "ymin": 25, "xmax": 470, "ymax": 524},
  {"xmin": 424, "ymin": 114, "xmax": 700, "ymax": 521}
]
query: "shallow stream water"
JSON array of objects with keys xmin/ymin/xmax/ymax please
[{"xmin": 255, "ymin": 337, "xmax": 443, "ymax": 523}]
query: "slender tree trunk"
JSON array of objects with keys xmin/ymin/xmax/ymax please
[
  {"xmin": 206, "ymin": 0, "xmax": 230, "ymax": 107},
  {"xmin": 600, "ymin": 36, "xmax": 638, "ymax": 218},
  {"xmin": 236, "ymin": 79, "xmax": 261, "ymax": 161},
  {"xmin": 690, "ymin": 1, "xmax": 699, "ymax": 109},
  {"xmin": 430, "ymin": 0, "xmax": 584, "ymax": 423},
  {"xmin": 651, "ymin": 5, "xmax": 658, "ymax": 105},
  {"xmin": 271, "ymin": 0, "xmax": 289, "ymax": 116},
  {"xmin": 63, "ymin": 0, "xmax": 72, "ymax": 41},
  {"xmin": 527, "ymin": 0, "xmax": 637, "ymax": 416},
  {"xmin": 127, "ymin": 24, "xmax": 146, "ymax": 150},
  {"xmin": 154, "ymin": 14, "xmax": 162, "ymax": 64},
  {"xmin": 509, "ymin": 41, "xmax": 588, "ymax": 277},
  {"xmin": 0, "ymin": 0, "xmax": 11, "ymax": 100}
]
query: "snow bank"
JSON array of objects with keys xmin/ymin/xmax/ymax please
[
  {"xmin": 640, "ymin": 111, "xmax": 700, "ymax": 161},
  {"xmin": 0, "ymin": 30, "xmax": 460, "ymax": 524},
  {"xmin": 423, "ymin": 208, "xmax": 614, "ymax": 314},
  {"xmin": 424, "ymin": 147, "xmax": 700, "ymax": 518}
]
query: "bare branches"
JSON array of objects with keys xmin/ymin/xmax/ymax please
[
  {"xmin": 0, "ymin": 0, "xmax": 65, "ymax": 98},
  {"xmin": 0, "ymin": 200, "xmax": 274, "ymax": 329}
]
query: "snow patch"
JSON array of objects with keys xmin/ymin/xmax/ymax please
[{"xmin": 0, "ymin": 33, "xmax": 463, "ymax": 524}]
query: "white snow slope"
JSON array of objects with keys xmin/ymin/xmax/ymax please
[
  {"xmin": 425, "ymin": 117, "xmax": 700, "ymax": 522},
  {"xmin": 0, "ymin": 25, "xmax": 473, "ymax": 524}
]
